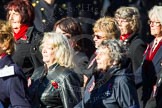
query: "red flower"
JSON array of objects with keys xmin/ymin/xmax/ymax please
[{"xmin": 51, "ymin": 80, "xmax": 59, "ymax": 89}]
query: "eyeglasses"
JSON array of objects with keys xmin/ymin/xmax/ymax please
[
  {"xmin": 148, "ymin": 20, "xmax": 161, "ymax": 26},
  {"xmin": 115, "ymin": 18, "xmax": 131, "ymax": 25},
  {"xmin": 93, "ymin": 34, "xmax": 105, "ymax": 39}
]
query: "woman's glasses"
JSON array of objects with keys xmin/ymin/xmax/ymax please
[{"xmin": 148, "ymin": 20, "xmax": 161, "ymax": 26}]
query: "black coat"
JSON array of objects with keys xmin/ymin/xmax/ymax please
[
  {"xmin": 12, "ymin": 27, "xmax": 44, "ymax": 78},
  {"xmin": 122, "ymin": 33, "xmax": 147, "ymax": 73},
  {"xmin": 29, "ymin": 63, "xmax": 82, "ymax": 108}
]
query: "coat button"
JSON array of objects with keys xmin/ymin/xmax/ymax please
[
  {"xmin": 36, "ymin": 0, "xmax": 39, "ymax": 3},
  {"xmin": 42, "ymin": 19, "xmax": 46, "ymax": 23},
  {"xmin": 40, "ymin": 8, "xmax": 44, "ymax": 11},
  {"xmin": 33, "ymin": 47, "xmax": 36, "ymax": 51},
  {"xmin": 32, "ymin": 3, "xmax": 36, "ymax": 7}
]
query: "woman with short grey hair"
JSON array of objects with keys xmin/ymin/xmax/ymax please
[
  {"xmin": 137, "ymin": 6, "xmax": 162, "ymax": 108},
  {"xmin": 77, "ymin": 40, "xmax": 139, "ymax": 108}
]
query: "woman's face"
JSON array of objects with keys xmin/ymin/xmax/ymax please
[
  {"xmin": 41, "ymin": 39, "xmax": 56, "ymax": 67},
  {"xmin": 149, "ymin": 15, "xmax": 162, "ymax": 37},
  {"xmin": 8, "ymin": 10, "xmax": 21, "ymax": 33},
  {"xmin": 96, "ymin": 47, "xmax": 112, "ymax": 72},
  {"xmin": 116, "ymin": 18, "xmax": 132, "ymax": 35}
]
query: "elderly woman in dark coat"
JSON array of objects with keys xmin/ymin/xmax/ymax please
[{"xmin": 75, "ymin": 40, "xmax": 139, "ymax": 108}]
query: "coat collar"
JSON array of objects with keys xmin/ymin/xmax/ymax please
[{"xmin": 0, "ymin": 55, "xmax": 13, "ymax": 69}]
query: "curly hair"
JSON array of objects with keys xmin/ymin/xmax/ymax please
[
  {"xmin": 0, "ymin": 20, "xmax": 15, "ymax": 55},
  {"xmin": 98, "ymin": 39, "xmax": 125, "ymax": 66},
  {"xmin": 93, "ymin": 17, "xmax": 120, "ymax": 40},
  {"xmin": 115, "ymin": 6, "xmax": 140, "ymax": 33}
]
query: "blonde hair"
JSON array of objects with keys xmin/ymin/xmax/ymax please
[
  {"xmin": 0, "ymin": 20, "xmax": 15, "ymax": 55},
  {"xmin": 115, "ymin": 6, "xmax": 140, "ymax": 33},
  {"xmin": 40, "ymin": 32, "xmax": 74, "ymax": 68},
  {"xmin": 93, "ymin": 17, "xmax": 120, "ymax": 39}
]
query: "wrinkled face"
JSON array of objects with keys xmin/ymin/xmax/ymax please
[
  {"xmin": 41, "ymin": 39, "xmax": 56, "ymax": 67},
  {"xmin": 96, "ymin": 47, "xmax": 112, "ymax": 71},
  {"xmin": 8, "ymin": 10, "xmax": 21, "ymax": 33},
  {"xmin": 149, "ymin": 15, "xmax": 162, "ymax": 37},
  {"xmin": 93, "ymin": 31, "xmax": 107, "ymax": 48},
  {"xmin": 116, "ymin": 18, "xmax": 132, "ymax": 35}
]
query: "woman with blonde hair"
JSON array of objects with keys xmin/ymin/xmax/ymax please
[{"xmin": 28, "ymin": 32, "xmax": 82, "ymax": 108}]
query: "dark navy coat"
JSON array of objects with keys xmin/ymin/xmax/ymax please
[
  {"xmin": 76, "ymin": 66, "xmax": 139, "ymax": 108},
  {"xmin": 0, "ymin": 55, "xmax": 31, "ymax": 108}
]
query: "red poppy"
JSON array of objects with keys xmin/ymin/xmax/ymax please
[{"xmin": 51, "ymin": 80, "xmax": 59, "ymax": 89}]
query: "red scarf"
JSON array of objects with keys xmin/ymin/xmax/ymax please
[
  {"xmin": 146, "ymin": 41, "xmax": 162, "ymax": 61},
  {"xmin": 14, "ymin": 24, "xmax": 29, "ymax": 41},
  {"xmin": 120, "ymin": 33, "xmax": 131, "ymax": 41}
]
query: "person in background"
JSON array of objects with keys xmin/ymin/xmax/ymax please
[
  {"xmin": 75, "ymin": 40, "xmax": 139, "ymax": 108},
  {"xmin": 0, "ymin": 20, "xmax": 31, "ymax": 108},
  {"xmin": 135, "ymin": 6, "xmax": 162, "ymax": 108},
  {"xmin": 28, "ymin": 32, "xmax": 82, "ymax": 108},
  {"xmin": 54, "ymin": 17, "xmax": 89, "ymax": 86},
  {"xmin": 115, "ymin": 6, "xmax": 147, "ymax": 73},
  {"xmin": 31, "ymin": 0, "xmax": 75, "ymax": 32},
  {"xmin": 5, "ymin": 0, "xmax": 44, "ymax": 78},
  {"xmin": 114, "ymin": 6, "xmax": 147, "ymax": 108}
]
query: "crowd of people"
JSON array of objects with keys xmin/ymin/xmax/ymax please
[{"xmin": 0, "ymin": 0, "xmax": 162, "ymax": 108}]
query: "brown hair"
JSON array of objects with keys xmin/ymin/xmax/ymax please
[
  {"xmin": 54, "ymin": 17, "xmax": 82, "ymax": 37},
  {"xmin": 6, "ymin": 0, "xmax": 34, "ymax": 25}
]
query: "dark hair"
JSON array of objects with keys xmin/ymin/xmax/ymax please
[
  {"xmin": 5, "ymin": 0, "xmax": 34, "ymax": 25},
  {"xmin": 54, "ymin": 17, "xmax": 82, "ymax": 37}
]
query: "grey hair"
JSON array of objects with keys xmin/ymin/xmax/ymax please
[
  {"xmin": 115, "ymin": 6, "xmax": 140, "ymax": 33},
  {"xmin": 148, "ymin": 6, "xmax": 162, "ymax": 24},
  {"xmin": 98, "ymin": 39, "xmax": 125, "ymax": 65}
]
